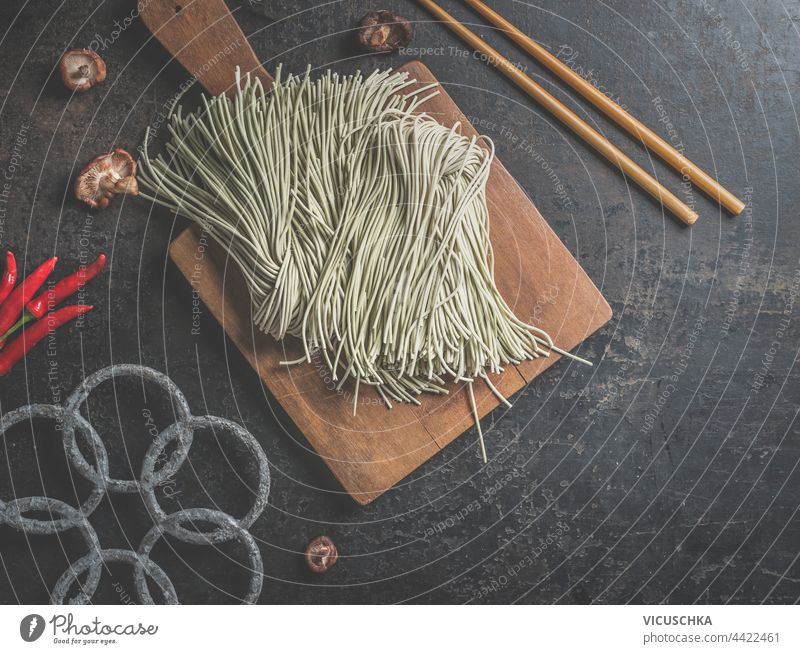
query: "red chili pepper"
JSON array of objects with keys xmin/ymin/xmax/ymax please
[
  {"xmin": 0, "ymin": 304, "xmax": 93, "ymax": 376},
  {"xmin": 0, "ymin": 251, "xmax": 17, "ymax": 306},
  {"xmin": 0, "ymin": 256, "xmax": 57, "ymax": 338},
  {"xmin": 26, "ymin": 253, "xmax": 106, "ymax": 319}
]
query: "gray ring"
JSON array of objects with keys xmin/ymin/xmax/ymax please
[
  {"xmin": 3, "ymin": 497, "xmax": 102, "ymax": 604},
  {"xmin": 135, "ymin": 509, "xmax": 263, "ymax": 605},
  {"xmin": 62, "ymin": 365, "xmax": 193, "ymax": 493},
  {"xmin": 140, "ymin": 415, "xmax": 270, "ymax": 544},
  {"xmin": 0, "ymin": 404, "xmax": 108, "ymax": 526},
  {"xmin": 2, "ymin": 364, "xmax": 270, "ymax": 604},
  {"xmin": 0, "ymin": 404, "xmax": 61, "ymax": 515},
  {"xmin": 50, "ymin": 548, "xmax": 179, "ymax": 605}
]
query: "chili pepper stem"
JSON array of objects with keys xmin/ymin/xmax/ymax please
[
  {"xmin": 0, "ymin": 305, "xmax": 93, "ymax": 376},
  {"xmin": 0, "ymin": 311, "xmax": 34, "ymax": 346},
  {"xmin": 0, "ymin": 256, "xmax": 57, "ymax": 339}
]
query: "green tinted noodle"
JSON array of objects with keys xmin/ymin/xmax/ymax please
[{"xmin": 138, "ymin": 66, "xmax": 590, "ymax": 461}]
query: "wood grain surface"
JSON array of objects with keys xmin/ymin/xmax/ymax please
[
  {"xmin": 142, "ymin": 0, "xmax": 611, "ymax": 504},
  {"xmin": 141, "ymin": 0, "xmax": 271, "ymax": 96}
]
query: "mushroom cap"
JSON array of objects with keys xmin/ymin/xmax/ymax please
[
  {"xmin": 59, "ymin": 48, "xmax": 107, "ymax": 92},
  {"xmin": 304, "ymin": 536, "xmax": 339, "ymax": 573},
  {"xmin": 74, "ymin": 149, "xmax": 138, "ymax": 210},
  {"xmin": 357, "ymin": 10, "xmax": 414, "ymax": 53}
]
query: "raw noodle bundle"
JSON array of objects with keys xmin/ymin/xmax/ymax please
[{"xmin": 139, "ymin": 66, "xmax": 587, "ymax": 457}]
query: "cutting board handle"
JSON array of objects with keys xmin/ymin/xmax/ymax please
[{"xmin": 140, "ymin": 0, "xmax": 273, "ymax": 96}]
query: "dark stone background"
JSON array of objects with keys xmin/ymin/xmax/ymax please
[{"xmin": 0, "ymin": 0, "xmax": 798, "ymax": 604}]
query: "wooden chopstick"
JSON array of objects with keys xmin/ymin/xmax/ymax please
[
  {"xmin": 416, "ymin": 0, "xmax": 699, "ymax": 225},
  {"xmin": 463, "ymin": 0, "xmax": 745, "ymax": 216}
]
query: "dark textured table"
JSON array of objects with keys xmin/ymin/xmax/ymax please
[{"xmin": 1, "ymin": 0, "xmax": 798, "ymax": 604}]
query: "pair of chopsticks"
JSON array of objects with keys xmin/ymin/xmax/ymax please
[{"xmin": 416, "ymin": 0, "xmax": 745, "ymax": 225}]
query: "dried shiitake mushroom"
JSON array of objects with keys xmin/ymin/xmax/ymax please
[
  {"xmin": 305, "ymin": 536, "xmax": 339, "ymax": 573},
  {"xmin": 59, "ymin": 48, "xmax": 107, "ymax": 92},
  {"xmin": 357, "ymin": 10, "xmax": 414, "ymax": 53},
  {"xmin": 74, "ymin": 149, "xmax": 139, "ymax": 210}
]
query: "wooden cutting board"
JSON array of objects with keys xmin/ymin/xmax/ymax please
[{"xmin": 142, "ymin": 0, "xmax": 612, "ymax": 504}]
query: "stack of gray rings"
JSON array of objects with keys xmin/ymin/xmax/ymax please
[{"xmin": 0, "ymin": 365, "xmax": 270, "ymax": 604}]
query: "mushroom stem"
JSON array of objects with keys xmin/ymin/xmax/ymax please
[
  {"xmin": 113, "ymin": 176, "xmax": 139, "ymax": 196},
  {"xmin": 98, "ymin": 174, "xmax": 139, "ymax": 196},
  {"xmin": 370, "ymin": 25, "xmax": 390, "ymax": 47},
  {"xmin": 59, "ymin": 49, "xmax": 106, "ymax": 92}
]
